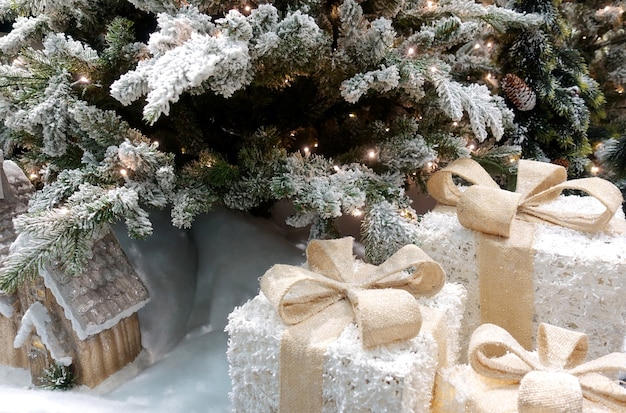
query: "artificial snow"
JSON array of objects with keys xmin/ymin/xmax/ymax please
[{"xmin": 0, "ymin": 207, "xmax": 306, "ymax": 413}]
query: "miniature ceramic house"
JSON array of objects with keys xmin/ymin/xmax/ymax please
[{"xmin": 0, "ymin": 153, "xmax": 150, "ymax": 388}]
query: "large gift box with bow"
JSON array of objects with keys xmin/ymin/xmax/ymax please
[
  {"xmin": 416, "ymin": 158, "xmax": 626, "ymax": 360},
  {"xmin": 226, "ymin": 237, "xmax": 467, "ymax": 413},
  {"xmin": 433, "ymin": 323, "xmax": 626, "ymax": 412}
]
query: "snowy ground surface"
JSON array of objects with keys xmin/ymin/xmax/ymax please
[{"xmin": 0, "ymin": 207, "xmax": 310, "ymax": 413}]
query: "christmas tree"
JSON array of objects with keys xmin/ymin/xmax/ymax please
[
  {"xmin": 559, "ymin": 1, "xmax": 626, "ymax": 183},
  {"xmin": 492, "ymin": 0, "xmax": 605, "ymax": 177},
  {"xmin": 0, "ymin": 0, "xmax": 580, "ymax": 290}
]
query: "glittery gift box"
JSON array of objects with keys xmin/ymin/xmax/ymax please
[
  {"xmin": 226, "ymin": 282, "xmax": 466, "ymax": 413},
  {"xmin": 415, "ymin": 195, "xmax": 626, "ymax": 361}
]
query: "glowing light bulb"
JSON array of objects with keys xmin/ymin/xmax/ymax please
[
  {"xmin": 333, "ymin": 165, "xmax": 340, "ymax": 171},
  {"xmin": 591, "ymin": 165, "xmax": 600, "ymax": 175},
  {"xmin": 244, "ymin": 4, "xmax": 252, "ymax": 12},
  {"xmin": 385, "ymin": 127, "xmax": 390, "ymax": 132},
  {"xmin": 351, "ymin": 209, "xmax": 363, "ymax": 217},
  {"xmin": 29, "ymin": 173, "xmax": 38, "ymax": 180},
  {"xmin": 78, "ymin": 76, "xmax": 90, "ymax": 84},
  {"xmin": 313, "ymin": 142, "xmax": 319, "ymax": 148},
  {"xmin": 426, "ymin": 1, "xmax": 435, "ymax": 8},
  {"xmin": 407, "ymin": 47, "xmax": 415, "ymax": 56},
  {"xmin": 468, "ymin": 143, "xmax": 476, "ymax": 151},
  {"xmin": 429, "ymin": 66, "xmax": 438, "ymax": 73},
  {"xmin": 452, "ymin": 121, "xmax": 458, "ymax": 127},
  {"xmin": 349, "ymin": 113, "xmax": 357, "ymax": 118},
  {"xmin": 303, "ymin": 146, "xmax": 310, "ymax": 154},
  {"xmin": 486, "ymin": 73, "xmax": 492, "ymax": 80},
  {"xmin": 120, "ymin": 168, "xmax": 128, "ymax": 176},
  {"xmin": 616, "ymin": 85, "xmax": 624, "ymax": 94},
  {"xmin": 473, "ymin": 43, "xmax": 481, "ymax": 50},
  {"xmin": 367, "ymin": 150, "xmax": 377, "ymax": 159},
  {"xmin": 153, "ymin": 141, "xmax": 159, "ymax": 147},
  {"xmin": 486, "ymin": 42, "xmax": 493, "ymax": 48}
]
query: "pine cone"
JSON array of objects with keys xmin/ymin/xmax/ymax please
[{"xmin": 501, "ymin": 73, "xmax": 537, "ymax": 111}]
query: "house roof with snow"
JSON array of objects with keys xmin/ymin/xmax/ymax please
[{"xmin": 41, "ymin": 231, "xmax": 150, "ymax": 341}]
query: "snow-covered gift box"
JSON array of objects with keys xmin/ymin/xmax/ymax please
[
  {"xmin": 226, "ymin": 237, "xmax": 467, "ymax": 413},
  {"xmin": 433, "ymin": 322, "xmax": 626, "ymax": 412},
  {"xmin": 417, "ymin": 158, "xmax": 626, "ymax": 360}
]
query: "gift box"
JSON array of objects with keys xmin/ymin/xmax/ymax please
[
  {"xmin": 226, "ymin": 237, "xmax": 467, "ymax": 413},
  {"xmin": 433, "ymin": 323, "xmax": 626, "ymax": 412},
  {"xmin": 417, "ymin": 158, "xmax": 626, "ymax": 360}
]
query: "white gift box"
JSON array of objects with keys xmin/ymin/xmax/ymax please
[
  {"xmin": 415, "ymin": 195, "xmax": 626, "ymax": 361},
  {"xmin": 226, "ymin": 282, "xmax": 466, "ymax": 413}
]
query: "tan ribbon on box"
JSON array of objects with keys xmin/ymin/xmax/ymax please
[
  {"xmin": 427, "ymin": 158, "xmax": 623, "ymax": 349},
  {"xmin": 468, "ymin": 323, "xmax": 626, "ymax": 412},
  {"xmin": 260, "ymin": 237, "xmax": 446, "ymax": 413}
]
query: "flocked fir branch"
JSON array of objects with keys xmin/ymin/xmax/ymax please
[{"xmin": 0, "ymin": 0, "xmax": 575, "ymax": 286}]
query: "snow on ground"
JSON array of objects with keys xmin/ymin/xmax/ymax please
[{"xmin": 0, "ymin": 208, "xmax": 307, "ymax": 413}]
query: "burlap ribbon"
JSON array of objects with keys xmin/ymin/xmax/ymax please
[
  {"xmin": 260, "ymin": 236, "xmax": 446, "ymax": 413},
  {"xmin": 468, "ymin": 323, "xmax": 626, "ymax": 412},
  {"xmin": 427, "ymin": 158, "xmax": 623, "ymax": 348}
]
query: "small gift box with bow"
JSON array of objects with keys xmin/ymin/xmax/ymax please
[
  {"xmin": 226, "ymin": 237, "xmax": 467, "ymax": 413},
  {"xmin": 433, "ymin": 322, "xmax": 626, "ymax": 412},
  {"xmin": 416, "ymin": 157, "xmax": 626, "ymax": 360}
]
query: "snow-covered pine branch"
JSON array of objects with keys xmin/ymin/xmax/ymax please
[{"xmin": 430, "ymin": 72, "xmax": 506, "ymax": 141}]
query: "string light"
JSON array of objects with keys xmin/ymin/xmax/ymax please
[
  {"xmin": 29, "ymin": 173, "xmax": 38, "ymax": 180},
  {"xmin": 119, "ymin": 168, "xmax": 128, "ymax": 176},
  {"xmin": 429, "ymin": 66, "xmax": 438, "ymax": 73},
  {"xmin": 426, "ymin": 1, "xmax": 435, "ymax": 9},
  {"xmin": 467, "ymin": 143, "xmax": 476, "ymax": 151},
  {"xmin": 333, "ymin": 165, "xmax": 340, "ymax": 172},
  {"xmin": 313, "ymin": 142, "xmax": 319, "ymax": 148},
  {"xmin": 244, "ymin": 4, "xmax": 252, "ymax": 12},
  {"xmin": 385, "ymin": 127, "xmax": 390, "ymax": 132},
  {"xmin": 616, "ymin": 85, "xmax": 624, "ymax": 94},
  {"xmin": 473, "ymin": 43, "xmax": 481, "ymax": 50},
  {"xmin": 78, "ymin": 76, "xmax": 90, "ymax": 84},
  {"xmin": 153, "ymin": 140, "xmax": 159, "ymax": 147},
  {"xmin": 452, "ymin": 121, "xmax": 458, "ymax": 127},
  {"xmin": 303, "ymin": 146, "xmax": 310, "ymax": 154},
  {"xmin": 486, "ymin": 42, "xmax": 493, "ymax": 48},
  {"xmin": 351, "ymin": 208, "xmax": 363, "ymax": 217},
  {"xmin": 590, "ymin": 165, "xmax": 600, "ymax": 175},
  {"xmin": 367, "ymin": 149, "xmax": 377, "ymax": 159},
  {"xmin": 407, "ymin": 47, "xmax": 415, "ymax": 56},
  {"xmin": 348, "ymin": 113, "xmax": 357, "ymax": 119}
]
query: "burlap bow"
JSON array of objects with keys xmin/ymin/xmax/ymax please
[
  {"xmin": 427, "ymin": 158, "xmax": 624, "ymax": 348},
  {"xmin": 427, "ymin": 157, "xmax": 623, "ymax": 237},
  {"xmin": 469, "ymin": 323, "xmax": 626, "ymax": 412},
  {"xmin": 260, "ymin": 236, "xmax": 446, "ymax": 413}
]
